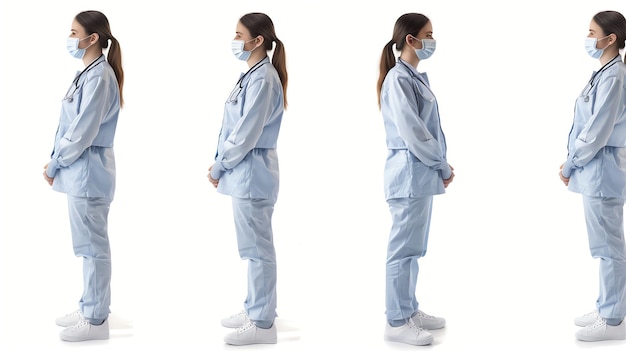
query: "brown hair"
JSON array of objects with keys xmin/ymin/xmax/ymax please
[
  {"xmin": 593, "ymin": 10, "xmax": 626, "ymax": 63},
  {"xmin": 75, "ymin": 10, "xmax": 125, "ymax": 107},
  {"xmin": 240, "ymin": 12, "xmax": 289, "ymax": 109},
  {"xmin": 377, "ymin": 13, "xmax": 430, "ymax": 108}
]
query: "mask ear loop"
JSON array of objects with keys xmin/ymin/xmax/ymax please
[{"xmin": 407, "ymin": 35, "xmax": 423, "ymax": 50}]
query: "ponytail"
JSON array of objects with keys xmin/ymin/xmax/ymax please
[
  {"xmin": 377, "ymin": 40, "xmax": 396, "ymax": 109},
  {"xmin": 75, "ymin": 10, "xmax": 125, "ymax": 108},
  {"xmin": 271, "ymin": 38, "xmax": 288, "ymax": 109},
  {"xmin": 107, "ymin": 37, "xmax": 124, "ymax": 107}
]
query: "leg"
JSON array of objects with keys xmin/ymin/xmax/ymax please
[
  {"xmin": 583, "ymin": 195, "xmax": 626, "ymax": 324},
  {"xmin": 67, "ymin": 195, "xmax": 112, "ymax": 323},
  {"xmin": 385, "ymin": 196, "xmax": 433, "ymax": 325},
  {"xmin": 231, "ymin": 197, "xmax": 277, "ymax": 328}
]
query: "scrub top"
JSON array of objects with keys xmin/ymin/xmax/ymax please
[
  {"xmin": 211, "ymin": 57, "xmax": 283, "ymax": 200},
  {"xmin": 47, "ymin": 55, "xmax": 120, "ymax": 199},
  {"xmin": 563, "ymin": 55, "xmax": 626, "ymax": 199},
  {"xmin": 380, "ymin": 58, "xmax": 451, "ymax": 199}
]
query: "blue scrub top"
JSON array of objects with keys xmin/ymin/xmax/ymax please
[
  {"xmin": 47, "ymin": 55, "xmax": 120, "ymax": 199},
  {"xmin": 211, "ymin": 57, "xmax": 283, "ymax": 200},
  {"xmin": 380, "ymin": 58, "xmax": 451, "ymax": 199},
  {"xmin": 563, "ymin": 56, "xmax": 626, "ymax": 199}
]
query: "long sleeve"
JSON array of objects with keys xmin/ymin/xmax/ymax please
[
  {"xmin": 562, "ymin": 75, "xmax": 622, "ymax": 178},
  {"xmin": 211, "ymin": 77, "xmax": 275, "ymax": 180},
  {"xmin": 385, "ymin": 75, "xmax": 451, "ymax": 180},
  {"xmin": 47, "ymin": 75, "xmax": 111, "ymax": 178}
]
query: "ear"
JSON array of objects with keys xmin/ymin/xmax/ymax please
[
  {"xmin": 405, "ymin": 34, "xmax": 413, "ymax": 46},
  {"xmin": 608, "ymin": 33, "xmax": 618, "ymax": 45},
  {"xmin": 255, "ymin": 35, "xmax": 265, "ymax": 48},
  {"xmin": 89, "ymin": 33, "xmax": 100, "ymax": 45}
]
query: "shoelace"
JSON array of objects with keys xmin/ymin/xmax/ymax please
[
  {"xmin": 406, "ymin": 319, "xmax": 427, "ymax": 334},
  {"xmin": 416, "ymin": 311, "xmax": 436, "ymax": 320},
  {"xmin": 230, "ymin": 310, "xmax": 247, "ymax": 319},
  {"xmin": 582, "ymin": 310, "xmax": 599, "ymax": 318},
  {"xmin": 70, "ymin": 319, "xmax": 90, "ymax": 330},
  {"xmin": 588, "ymin": 318, "xmax": 607, "ymax": 330},
  {"xmin": 64, "ymin": 310, "xmax": 83, "ymax": 318},
  {"xmin": 238, "ymin": 320, "xmax": 256, "ymax": 333}
]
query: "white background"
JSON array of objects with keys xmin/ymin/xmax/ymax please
[{"xmin": 2, "ymin": 0, "xmax": 626, "ymax": 350}]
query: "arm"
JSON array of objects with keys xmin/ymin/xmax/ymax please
[
  {"xmin": 561, "ymin": 76, "xmax": 622, "ymax": 178},
  {"xmin": 386, "ymin": 76, "xmax": 452, "ymax": 179},
  {"xmin": 210, "ymin": 78, "xmax": 276, "ymax": 180},
  {"xmin": 46, "ymin": 75, "xmax": 111, "ymax": 178}
]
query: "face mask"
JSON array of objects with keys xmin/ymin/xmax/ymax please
[
  {"xmin": 411, "ymin": 36, "xmax": 436, "ymax": 60},
  {"xmin": 585, "ymin": 35, "xmax": 610, "ymax": 59},
  {"xmin": 231, "ymin": 38, "xmax": 257, "ymax": 61},
  {"xmin": 66, "ymin": 36, "xmax": 92, "ymax": 59}
]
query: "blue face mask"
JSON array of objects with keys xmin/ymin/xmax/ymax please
[
  {"xmin": 66, "ymin": 36, "xmax": 92, "ymax": 59},
  {"xmin": 231, "ymin": 38, "xmax": 257, "ymax": 61},
  {"xmin": 411, "ymin": 36, "xmax": 436, "ymax": 60},
  {"xmin": 585, "ymin": 35, "xmax": 609, "ymax": 59}
]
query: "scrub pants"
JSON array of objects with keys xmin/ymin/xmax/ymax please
[
  {"xmin": 583, "ymin": 195, "xmax": 626, "ymax": 325},
  {"xmin": 68, "ymin": 195, "xmax": 112, "ymax": 323},
  {"xmin": 385, "ymin": 196, "xmax": 433, "ymax": 326},
  {"xmin": 232, "ymin": 197, "xmax": 277, "ymax": 328}
]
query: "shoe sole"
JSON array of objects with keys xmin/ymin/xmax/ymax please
[
  {"xmin": 385, "ymin": 335, "xmax": 433, "ymax": 346},
  {"xmin": 60, "ymin": 335, "xmax": 109, "ymax": 342},
  {"xmin": 577, "ymin": 335, "xmax": 626, "ymax": 342},
  {"xmin": 224, "ymin": 339, "xmax": 277, "ymax": 346}
]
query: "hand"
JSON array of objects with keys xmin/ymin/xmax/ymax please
[
  {"xmin": 207, "ymin": 165, "xmax": 218, "ymax": 188},
  {"xmin": 559, "ymin": 164, "xmax": 569, "ymax": 186},
  {"xmin": 443, "ymin": 165, "xmax": 454, "ymax": 188},
  {"xmin": 43, "ymin": 163, "xmax": 54, "ymax": 186}
]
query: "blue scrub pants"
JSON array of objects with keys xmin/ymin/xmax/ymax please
[
  {"xmin": 385, "ymin": 196, "xmax": 433, "ymax": 326},
  {"xmin": 68, "ymin": 195, "xmax": 112, "ymax": 323},
  {"xmin": 583, "ymin": 195, "xmax": 626, "ymax": 325},
  {"xmin": 232, "ymin": 197, "xmax": 277, "ymax": 328}
]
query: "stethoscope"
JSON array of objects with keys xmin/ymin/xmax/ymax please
[
  {"xmin": 581, "ymin": 54, "xmax": 621, "ymax": 102},
  {"xmin": 62, "ymin": 54, "xmax": 104, "ymax": 102},
  {"xmin": 398, "ymin": 59, "xmax": 435, "ymax": 102},
  {"xmin": 226, "ymin": 58, "xmax": 268, "ymax": 104}
]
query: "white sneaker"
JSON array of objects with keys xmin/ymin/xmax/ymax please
[
  {"xmin": 224, "ymin": 320, "xmax": 277, "ymax": 345},
  {"xmin": 576, "ymin": 318, "xmax": 626, "ymax": 342},
  {"xmin": 412, "ymin": 310, "xmax": 446, "ymax": 330},
  {"xmin": 574, "ymin": 310, "xmax": 600, "ymax": 327},
  {"xmin": 56, "ymin": 309, "xmax": 83, "ymax": 327},
  {"xmin": 384, "ymin": 318, "xmax": 433, "ymax": 346},
  {"xmin": 60, "ymin": 319, "xmax": 109, "ymax": 342},
  {"xmin": 221, "ymin": 310, "xmax": 249, "ymax": 328}
]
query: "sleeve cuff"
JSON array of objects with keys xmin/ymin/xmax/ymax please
[
  {"xmin": 561, "ymin": 160, "xmax": 574, "ymax": 178},
  {"xmin": 211, "ymin": 163, "xmax": 225, "ymax": 180},
  {"xmin": 46, "ymin": 159, "xmax": 59, "ymax": 178},
  {"xmin": 441, "ymin": 165, "xmax": 452, "ymax": 180}
]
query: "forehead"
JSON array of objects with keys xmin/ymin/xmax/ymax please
[
  {"xmin": 419, "ymin": 21, "xmax": 433, "ymax": 34},
  {"xmin": 235, "ymin": 21, "xmax": 250, "ymax": 36},
  {"xmin": 589, "ymin": 19, "xmax": 603, "ymax": 33},
  {"xmin": 71, "ymin": 19, "xmax": 86, "ymax": 33}
]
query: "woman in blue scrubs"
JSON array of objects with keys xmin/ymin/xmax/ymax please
[
  {"xmin": 560, "ymin": 10, "xmax": 626, "ymax": 342},
  {"xmin": 376, "ymin": 12, "xmax": 454, "ymax": 346},
  {"xmin": 208, "ymin": 12, "xmax": 288, "ymax": 346},
  {"xmin": 43, "ymin": 10, "xmax": 124, "ymax": 342}
]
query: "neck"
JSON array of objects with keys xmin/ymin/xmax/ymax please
[
  {"xmin": 400, "ymin": 51, "xmax": 419, "ymax": 68},
  {"xmin": 599, "ymin": 48, "xmax": 620, "ymax": 66},
  {"xmin": 246, "ymin": 50, "xmax": 267, "ymax": 68},
  {"xmin": 82, "ymin": 49, "xmax": 102, "ymax": 67}
]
